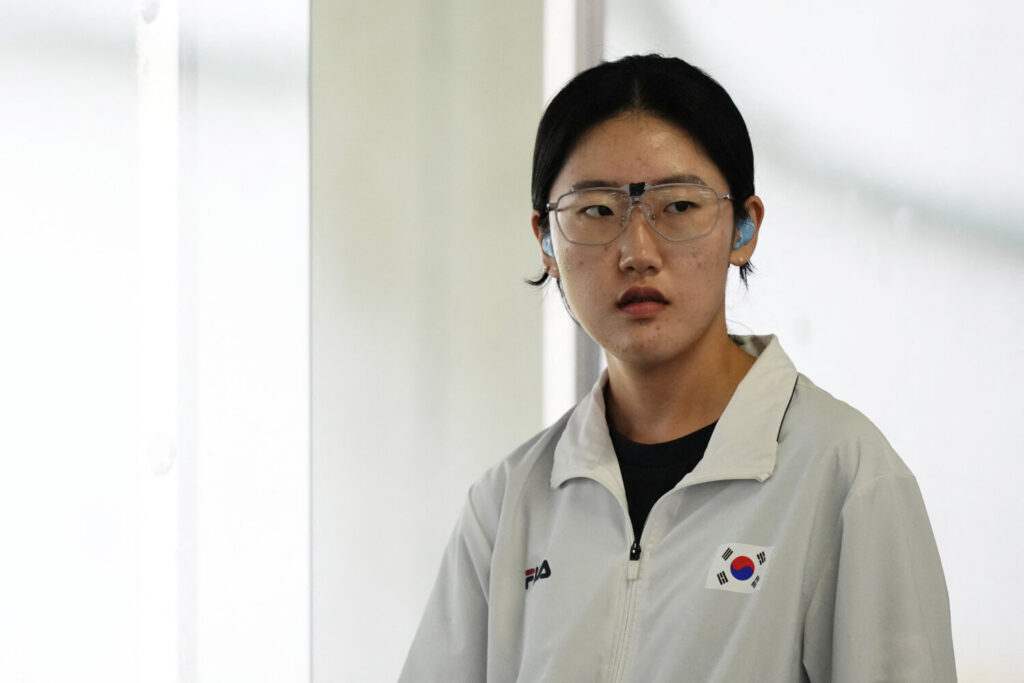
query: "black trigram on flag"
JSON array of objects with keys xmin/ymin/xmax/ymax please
[
  {"xmin": 717, "ymin": 571, "xmax": 728, "ymax": 585},
  {"xmin": 757, "ymin": 551, "xmax": 766, "ymax": 565},
  {"xmin": 722, "ymin": 547, "xmax": 734, "ymax": 561}
]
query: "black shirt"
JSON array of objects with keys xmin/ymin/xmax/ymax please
[{"xmin": 610, "ymin": 421, "xmax": 717, "ymax": 542}]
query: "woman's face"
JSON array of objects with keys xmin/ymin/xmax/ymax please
[{"xmin": 533, "ymin": 113, "xmax": 761, "ymax": 371}]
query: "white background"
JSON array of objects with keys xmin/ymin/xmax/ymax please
[{"xmin": 1, "ymin": 1, "xmax": 308, "ymax": 681}]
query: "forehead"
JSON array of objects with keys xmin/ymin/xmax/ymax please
[{"xmin": 552, "ymin": 113, "xmax": 726, "ymax": 195}]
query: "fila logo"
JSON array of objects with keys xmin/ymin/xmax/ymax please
[{"xmin": 524, "ymin": 559, "xmax": 552, "ymax": 590}]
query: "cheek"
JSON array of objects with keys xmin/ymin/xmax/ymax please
[
  {"xmin": 670, "ymin": 245, "xmax": 724, "ymax": 277},
  {"xmin": 691, "ymin": 237, "xmax": 734, "ymax": 276},
  {"xmin": 556, "ymin": 251, "xmax": 611, "ymax": 310},
  {"xmin": 559, "ymin": 257, "xmax": 596, "ymax": 298},
  {"xmin": 557, "ymin": 246, "xmax": 599, "ymax": 282}
]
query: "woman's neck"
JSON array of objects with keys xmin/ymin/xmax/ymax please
[{"xmin": 604, "ymin": 334, "xmax": 755, "ymax": 444}]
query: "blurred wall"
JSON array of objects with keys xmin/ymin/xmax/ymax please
[
  {"xmin": 311, "ymin": 1, "xmax": 544, "ymax": 679},
  {"xmin": 0, "ymin": 5, "xmax": 139, "ymax": 680},
  {"xmin": 606, "ymin": 1, "xmax": 1024, "ymax": 680},
  {"xmin": 0, "ymin": 1, "xmax": 310, "ymax": 681},
  {"xmin": 180, "ymin": 2, "xmax": 310, "ymax": 680}
]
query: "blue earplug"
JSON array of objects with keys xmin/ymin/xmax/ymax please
[
  {"xmin": 542, "ymin": 233, "xmax": 554, "ymax": 257},
  {"xmin": 733, "ymin": 216, "xmax": 755, "ymax": 249}
]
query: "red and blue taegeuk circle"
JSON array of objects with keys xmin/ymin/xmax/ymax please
[{"xmin": 729, "ymin": 555, "xmax": 755, "ymax": 581}]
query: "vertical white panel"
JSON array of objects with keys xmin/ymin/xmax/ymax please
[
  {"xmin": 137, "ymin": 2, "xmax": 180, "ymax": 680},
  {"xmin": 540, "ymin": 0, "xmax": 608, "ymax": 423},
  {"xmin": 182, "ymin": 1, "xmax": 310, "ymax": 680},
  {"xmin": 0, "ymin": 3, "xmax": 309, "ymax": 681},
  {"xmin": 312, "ymin": 1, "xmax": 544, "ymax": 679},
  {"xmin": 0, "ymin": 3, "xmax": 138, "ymax": 681},
  {"xmin": 540, "ymin": 0, "xmax": 579, "ymax": 424}
]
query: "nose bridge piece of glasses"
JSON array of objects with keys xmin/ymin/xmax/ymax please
[
  {"xmin": 620, "ymin": 199, "xmax": 660, "ymax": 243},
  {"xmin": 624, "ymin": 182, "xmax": 655, "ymax": 223},
  {"xmin": 622, "ymin": 190, "xmax": 657, "ymax": 228}
]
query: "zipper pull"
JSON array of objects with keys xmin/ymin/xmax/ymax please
[{"xmin": 627, "ymin": 539, "xmax": 642, "ymax": 579}]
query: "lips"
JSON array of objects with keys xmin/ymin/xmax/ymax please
[
  {"xmin": 617, "ymin": 286, "xmax": 669, "ymax": 308},
  {"xmin": 616, "ymin": 286, "xmax": 669, "ymax": 318}
]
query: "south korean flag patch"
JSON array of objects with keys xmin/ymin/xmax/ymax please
[{"xmin": 705, "ymin": 543, "xmax": 772, "ymax": 594}]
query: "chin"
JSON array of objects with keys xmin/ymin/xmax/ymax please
[
  {"xmin": 602, "ymin": 323, "xmax": 716, "ymax": 368},
  {"xmin": 603, "ymin": 337, "xmax": 686, "ymax": 369}
]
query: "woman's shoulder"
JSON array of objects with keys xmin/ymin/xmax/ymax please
[{"xmin": 782, "ymin": 373, "xmax": 913, "ymax": 480}]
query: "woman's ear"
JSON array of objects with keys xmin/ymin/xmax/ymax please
[
  {"xmin": 730, "ymin": 195, "xmax": 764, "ymax": 266},
  {"xmin": 532, "ymin": 211, "xmax": 559, "ymax": 278}
]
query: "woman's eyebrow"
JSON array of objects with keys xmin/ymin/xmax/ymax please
[
  {"xmin": 568, "ymin": 174, "xmax": 706, "ymax": 192},
  {"xmin": 568, "ymin": 179, "xmax": 618, "ymax": 192},
  {"xmin": 653, "ymin": 173, "xmax": 705, "ymax": 185}
]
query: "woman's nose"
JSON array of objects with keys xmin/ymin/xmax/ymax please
[{"xmin": 618, "ymin": 201, "xmax": 662, "ymax": 274}]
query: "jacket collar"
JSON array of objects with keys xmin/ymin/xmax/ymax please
[{"xmin": 550, "ymin": 335, "xmax": 798, "ymax": 491}]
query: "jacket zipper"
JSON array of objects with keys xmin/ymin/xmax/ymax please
[
  {"xmin": 605, "ymin": 472, "xmax": 652, "ymax": 682},
  {"xmin": 608, "ymin": 536, "xmax": 643, "ymax": 682}
]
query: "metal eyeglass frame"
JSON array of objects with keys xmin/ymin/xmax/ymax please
[{"xmin": 545, "ymin": 181, "xmax": 733, "ymax": 246}]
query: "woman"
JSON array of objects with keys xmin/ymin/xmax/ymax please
[{"xmin": 401, "ymin": 55, "xmax": 955, "ymax": 682}]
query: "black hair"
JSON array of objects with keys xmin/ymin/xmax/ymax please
[{"xmin": 529, "ymin": 54, "xmax": 756, "ymax": 286}]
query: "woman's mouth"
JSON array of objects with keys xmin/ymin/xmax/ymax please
[{"xmin": 617, "ymin": 286, "xmax": 669, "ymax": 318}]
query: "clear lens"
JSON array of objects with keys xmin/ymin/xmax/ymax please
[{"xmin": 553, "ymin": 183, "xmax": 723, "ymax": 245}]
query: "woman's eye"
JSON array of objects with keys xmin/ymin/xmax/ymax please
[
  {"xmin": 664, "ymin": 201, "xmax": 693, "ymax": 214},
  {"xmin": 582, "ymin": 204, "xmax": 615, "ymax": 218}
]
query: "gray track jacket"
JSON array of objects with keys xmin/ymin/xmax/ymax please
[{"xmin": 401, "ymin": 335, "xmax": 956, "ymax": 682}]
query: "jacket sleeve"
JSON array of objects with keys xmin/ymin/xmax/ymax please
[
  {"xmin": 399, "ymin": 484, "xmax": 497, "ymax": 682},
  {"xmin": 803, "ymin": 473, "xmax": 957, "ymax": 682}
]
